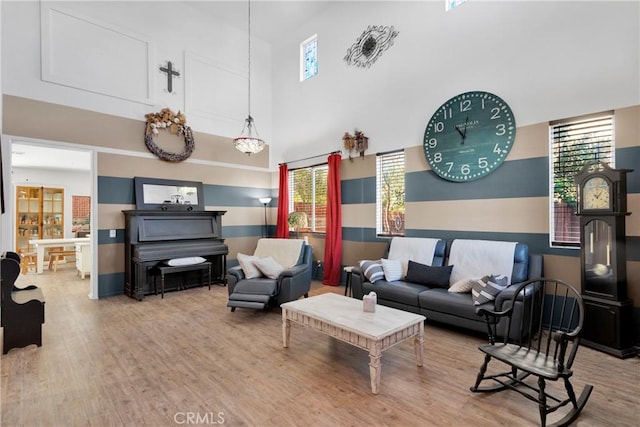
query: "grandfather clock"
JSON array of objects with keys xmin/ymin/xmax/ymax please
[{"xmin": 575, "ymin": 161, "xmax": 635, "ymax": 358}]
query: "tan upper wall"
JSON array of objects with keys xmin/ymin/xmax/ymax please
[{"xmin": 3, "ymin": 95, "xmax": 269, "ymax": 169}]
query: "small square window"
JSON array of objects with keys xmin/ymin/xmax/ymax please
[
  {"xmin": 300, "ymin": 34, "xmax": 318, "ymax": 81},
  {"xmin": 446, "ymin": 0, "xmax": 468, "ymax": 11}
]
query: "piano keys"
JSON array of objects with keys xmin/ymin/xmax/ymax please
[{"xmin": 122, "ymin": 210, "xmax": 228, "ymax": 300}]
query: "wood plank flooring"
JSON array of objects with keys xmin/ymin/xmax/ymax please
[{"xmin": 2, "ymin": 265, "xmax": 639, "ymax": 426}]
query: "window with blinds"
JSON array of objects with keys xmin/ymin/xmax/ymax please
[
  {"xmin": 376, "ymin": 150, "xmax": 405, "ymax": 236},
  {"xmin": 288, "ymin": 164, "xmax": 328, "ymax": 233},
  {"xmin": 550, "ymin": 113, "xmax": 614, "ymax": 247}
]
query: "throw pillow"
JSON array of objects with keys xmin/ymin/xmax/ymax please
[
  {"xmin": 381, "ymin": 258, "xmax": 403, "ymax": 282},
  {"xmin": 359, "ymin": 260, "xmax": 384, "ymax": 284},
  {"xmin": 405, "ymin": 261, "xmax": 453, "ymax": 288},
  {"xmin": 471, "ymin": 275, "xmax": 510, "ymax": 305},
  {"xmin": 166, "ymin": 256, "xmax": 206, "ymax": 266},
  {"xmin": 237, "ymin": 253, "xmax": 262, "ymax": 279},
  {"xmin": 448, "ymin": 278, "xmax": 477, "ymax": 293},
  {"xmin": 254, "ymin": 256, "xmax": 285, "ymax": 279}
]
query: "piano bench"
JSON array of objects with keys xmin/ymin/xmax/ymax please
[{"xmin": 152, "ymin": 262, "xmax": 212, "ymax": 299}]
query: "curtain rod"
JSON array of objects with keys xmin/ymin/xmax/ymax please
[{"xmin": 279, "ymin": 150, "xmax": 341, "ymax": 166}]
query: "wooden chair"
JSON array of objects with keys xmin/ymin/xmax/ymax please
[
  {"xmin": 470, "ymin": 278, "xmax": 593, "ymax": 427},
  {"xmin": 1, "ymin": 255, "xmax": 46, "ymax": 354},
  {"xmin": 16, "ymin": 249, "xmax": 37, "ymax": 274}
]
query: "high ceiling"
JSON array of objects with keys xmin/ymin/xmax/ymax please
[{"xmin": 184, "ymin": 0, "xmax": 333, "ymax": 44}]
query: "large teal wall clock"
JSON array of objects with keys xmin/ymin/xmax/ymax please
[{"xmin": 423, "ymin": 91, "xmax": 516, "ymax": 182}]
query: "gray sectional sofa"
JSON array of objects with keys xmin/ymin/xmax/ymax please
[{"xmin": 351, "ymin": 238, "xmax": 543, "ymax": 338}]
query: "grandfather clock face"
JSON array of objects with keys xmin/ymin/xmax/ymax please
[{"xmin": 582, "ymin": 176, "xmax": 611, "ymax": 210}]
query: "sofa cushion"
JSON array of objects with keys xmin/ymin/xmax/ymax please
[
  {"xmin": 254, "ymin": 257, "xmax": 284, "ymax": 279},
  {"xmin": 381, "ymin": 258, "xmax": 403, "ymax": 281},
  {"xmin": 364, "ymin": 280, "xmax": 429, "ymax": 307},
  {"xmin": 388, "ymin": 237, "xmax": 442, "ymax": 276},
  {"xmin": 448, "ymin": 278, "xmax": 477, "ymax": 293},
  {"xmin": 419, "ymin": 288, "xmax": 493, "ymax": 321},
  {"xmin": 449, "ymin": 239, "xmax": 517, "ymax": 285},
  {"xmin": 254, "ymin": 238, "xmax": 304, "ymax": 268},
  {"xmin": 405, "ymin": 261, "xmax": 453, "ymax": 288},
  {"xmin": 471, "ymin": 275, "xmax": 509, "ymax": 305},
  {"xmin": 360, "ymin": 260, "xmax": 384, "ymax": 283},
  {"xmin": 237, "ymin": 253, "xmax": 262, "ymax": 279}
]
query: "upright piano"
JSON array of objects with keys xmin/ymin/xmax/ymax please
[{"xmin": 122, "ymin": 210, "xmax": 228, "ymax": 300}]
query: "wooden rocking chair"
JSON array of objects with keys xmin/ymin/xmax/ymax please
[{"xmin": 470, "ymin": 278, "xmax": 593, "ymax": 427}]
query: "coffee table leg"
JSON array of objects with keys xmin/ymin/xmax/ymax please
[
  {"xmin": 414, "ymin": 334, "xmax": 424, "ymax": 367},
  {"xmin": 415, "ymin": 322, "xmax": 424, "ymax": 366},
  {"xmin": 282, "ymin": 310, "xmax": 291, "ymax": 348},
  {"xmin": 369, "ymin": 342, "xmax": 382, "ymax": 394}
]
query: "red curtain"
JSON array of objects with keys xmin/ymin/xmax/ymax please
[
  {"xmin": 323, "ymin": 153, "xmax": 342, "ymax": 286},
  {"xmin": 276, "ymin": 164, "xmax": 290, "ymax": 238}
]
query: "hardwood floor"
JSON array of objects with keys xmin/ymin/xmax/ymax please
[{"xmin": 2, "ymin": 265, "xmax": 639, "ymax": 426}]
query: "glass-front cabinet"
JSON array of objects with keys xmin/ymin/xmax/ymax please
[
  {"xmin": 42, "ymin": 188, "xmax": 64, "ymax": 239},
  {"xmin": 16, "ymin": 186, "xmax": 64, "ymax": 253}
]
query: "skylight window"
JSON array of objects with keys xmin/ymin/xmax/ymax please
[
  {"xmin": 446, "ymin": 0, "xmax": 468, "ymax": 11},
  {"xmin": 300, "ymin": 34, "xmax": 318, "ymax": 81}
]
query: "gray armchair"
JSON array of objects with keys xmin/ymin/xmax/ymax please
[{"xmin": 226, "ymin": 239, "xmax": 313, "ymax": 311}]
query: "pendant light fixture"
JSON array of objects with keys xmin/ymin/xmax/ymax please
[{"xmin": 233, "ymin": 0, "xmax": 265, "ymax": 155}]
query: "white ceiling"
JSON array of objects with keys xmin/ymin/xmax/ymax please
[
  {"xmin": 11, "ymin": 143, "xmax": 91, "ymax": 171},
  {"xmin": 184, "ymin": 1, "xmax": 333, "ymax": 44}
]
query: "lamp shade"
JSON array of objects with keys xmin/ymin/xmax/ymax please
[
  {"xmin": 259, "ymin": 197, "xmax": 272, "ymax": 204},
  {"xmin": 234, "ymin": 115, "xmax": 265, "ymax": 155}
]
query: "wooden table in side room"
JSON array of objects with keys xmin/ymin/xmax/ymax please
[
  {"xmin": 28, "ymin": 237, "xmax": 90, "ymax": 274},
  {"xmin": 281, "ymin": 292, "xmax": 425, "ymax": 394}
]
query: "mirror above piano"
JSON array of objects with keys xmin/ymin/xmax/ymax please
[{"xmin": 134, "ymin": 177, "xmax": 204, "ymax": 211}]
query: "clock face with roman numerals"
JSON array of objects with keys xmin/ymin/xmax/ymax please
[
  {"xmin": 583, "ymin": 176, "xmax": 611, "ymax": 210},
  {"xmin": 423, "ymin": 91, "xmax": 516, "ymax": 182}
]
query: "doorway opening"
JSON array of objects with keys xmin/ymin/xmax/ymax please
[{"xmin": 4, "ymin": 137, "xmax": 97, "ymax": 299}]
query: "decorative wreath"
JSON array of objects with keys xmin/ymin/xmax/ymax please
[{"xmin": 144, "ymin": 108, "xmax": 195, "ymax": 162}]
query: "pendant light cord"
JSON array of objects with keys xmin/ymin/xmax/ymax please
[{"xmin": 247, "ymin": 0, "xmax": 252, "ymax": 119}]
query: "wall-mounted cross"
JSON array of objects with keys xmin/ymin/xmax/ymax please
[{"xmin": 159, "ymin": 61, "xmax": 180, "ymax": 93}]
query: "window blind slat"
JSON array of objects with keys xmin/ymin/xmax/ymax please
[
  {"xmin": 376, "ymin": 151, "xmax": 405, "ymax": 237},
  {"xmin": 550, "ymin": 114, "xmax": 613, "ymax": 246},
  {"xmin": 289, "ymin": 164, "xmax": 327, "ymax": 233}
]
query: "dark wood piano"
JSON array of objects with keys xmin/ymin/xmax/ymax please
[{"xmin": 122, "ymin": 210, "xmax": 228, "ymax": 300}]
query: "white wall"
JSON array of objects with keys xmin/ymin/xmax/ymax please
[
  {"xmin": 2, "ymin": 1, "xmax": 638, "ymax": 168},
  {"xmin": 1, "ymin": 0, "xmax": 272, "ymax": 148},
  {"xmin": 271, "ymin": 1, "xmax": 640, "ymax": 163},
  {"xmin": 1, "ymin": 2, "xmax": 5, "ymax": 250}
]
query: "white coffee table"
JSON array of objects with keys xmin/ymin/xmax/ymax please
[{"xmin": 281, "ymin": 292, "xmax": 425, "ymax": 394}]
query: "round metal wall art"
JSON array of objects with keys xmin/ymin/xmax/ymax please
[
  {"xmin": 144, "ymin": 108, "xmax": 195, "ymax": 162},
  {"xmin": 344, "ymin": 25, "xmax": 399, "ymax": 68}
]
